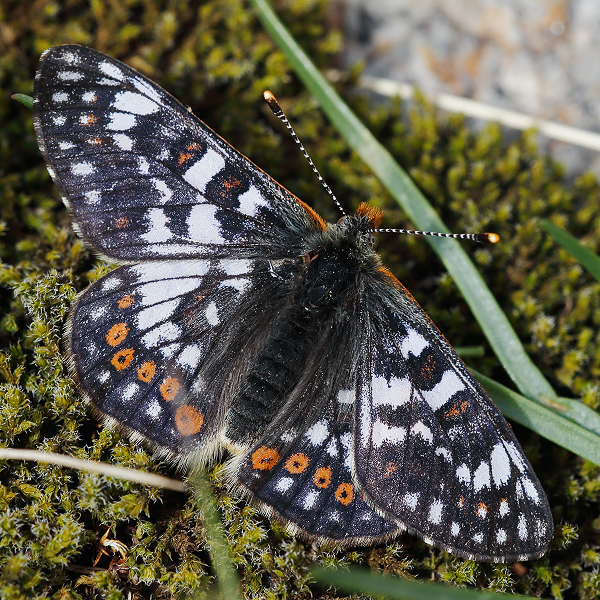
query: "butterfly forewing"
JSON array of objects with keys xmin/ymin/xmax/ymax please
[
  {"xmin": 33, "ymin": 45, "xmax": 324, "ymax": 263},
  {"xmin": 33, "ymin": 44, "xmax": 553, "ymax": 562},
  {"xmin": 353, "ymin": 283, "xmax": 553, "ymax": 561}
]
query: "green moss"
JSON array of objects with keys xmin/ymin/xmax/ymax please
[{"xmin": 3, "ymin": 0, "xmax": 600, "ymax": 597}]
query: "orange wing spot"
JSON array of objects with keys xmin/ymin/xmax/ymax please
[
  {"xmin": 186, "ymin": 142, "xmax": 201, "ymax": 151},
  {"xmin": 175, "ymin": 405, "xmax": 204, "ymax": 435},
  {"xmin": 88, "ymin": 137, "xmax": 102, "ymax": 145},
  {"xmin": 160, "ymin": 376, "xmax": 180, "ymax": 401},
  {"xmin": 421, "ymin": 354, "xmax": 436, "ymax": 378},
  {"xmin": 251, "ymin": 446, "xmax": 280, "ymax": 471},
  {"xmin": 178, "ymin": 151, "xmax": 193, "ymax": 165},
  {"xmin": 284, "ymin": 453, "xmax": 309, "ymax": 474},
  {"xmin": 114, "ymin": 216, "xmax": 129, "ymax": 229},
  {"xmin": 384, "ymin": 461, "xmax": 397, "ymax": 478},
  {"xmin": 334, "ymin": 483, "xmax": 354, "ymax": 506},
  {"xmin": 458, "ymin": 495, "xmax": 465, "ymax": 508},
  {"xmin": 82, "ymin": 114, "xmax": 98, "ymax": 126},
  {"xmin": 106, "ymin": 323, "xmax": 130, "ymax": 347},
  {"xmin": 477, "ymin": 502, "xmax": 488, "ymax": 517},
  {"xmin": 118, "ymin": 293, "xmax": 134, "ymax": 309},
  {"xmin": 137, "ymin": 361, "xmax": 156, "ymax": 382},
  {"xmin": 444, "ymin": 400, "xmax": 469, "ymax": 419},
  {"xmin": 221, "ymin": 177, "xmax": 242, "ymax": 195},
  {"xmin": 313, "ymin": 466, "xmax": 332, "ymax": 489},
  {"xmin": 356, "ymin": 202, "xmax": 383, "ymax": 228},
  {"xmin": 111, "ymin": 348, "xmax": 134, "ymax": 371}
]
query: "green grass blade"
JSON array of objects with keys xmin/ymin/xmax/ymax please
[
  {"xmin": 540, "ymin": 219, "xmax": 600, "ymax": 281},
  {"xmin": 12, "ymin": 93, "xmax": 33, "ymax": 109},
  {"xmin": 188, "ymin": 469, "xmax": 242, "ymax": 600},
  {"xmin": 311, "ymin": 567, "xmax": 536, "ymax": 600},
  {"xmin": 249, "ymin": 0, "xmax": 556, "ymax": 403},
  {"xmin": 473, "ymin": 370, "xmax": 600, "ymax": 466}
]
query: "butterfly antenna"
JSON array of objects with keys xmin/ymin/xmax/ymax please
[
  {"xmin": 264, "ymin": 90, "xmax": 346, "ymax": 216},
  {"xmin": 374, "ymin": 228, "xmax": 500, "ymax": 244}
]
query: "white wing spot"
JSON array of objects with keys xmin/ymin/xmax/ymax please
[
  {"xmin": 521, "ymin": 477, "xmax": 540, "ymax": 503},
  {"xmin": 422, "ymin": 370, "xmax": 466, "ymax": 411},
  {"xmin": 518, "ymin": 514, "xmax": 528, "ymax": 540},
  {"xmin": 58, "ymin": 70, "xmax": 83, "ymax": 81},
  {"xmin": 499, "ymin": 499, "xmax": 510, "ymax": 516},
  {"xmin": 302, "ymin": 490, "xmax": 319, "ymax": 509},
  {"xmin": 371, "ymin": 420, "xmax": 406, "ymax": 448},
  {"xmin": 451, "ymin": 522, "xmax": 460, "ymax": 536},
  {"xmin": 152, "ymin": 178, "xmax": 173, "ymax": 203},
  {"xmin": 337, "ymin": 389, "xmax": 354, "ymax": 404},
  {"xmin": 403, "ymin": 492, "xmax": 419, "ymax": 510},
  {"xmin": 496, "ymin": 529, "xmax": 507, "ymax": 544},
  {"xmin": 141, "ymin": 322, "xmax": 180, "ymax": 348},
  {"xmin": 112, "ymin": 90, "xmax": 160, "ymax": 115},
  {"xmin": 372, "ymin": 375, "xmax": 412, "ymax": 408},
  {"xmin": 238, "ymin": 184, "xmax": 269, "ymax": 216},
  {"xmin": 59, "ymin": 141, "xmax": 75, "ymax": 150},
  {"xmin": 136, "ymin": 299, "xmax": 180, "ymax": 330},
  {"xmin": 107, "ymin": 112, "xmax": 136, "ymax": 131},
  {"xmin": 456, "ymin": 463, "xmax": 470, "ymax": 485},
  {"xmin": 52, "ymin": 92, "xmax": 68, "ymax": 102},
  {"xmin": 472, "ymin": 532, "xmax": 483, "ymax": 543},
  {"xmin": 275, "ymin": 477, "xmax": 294, "ymax": 493},
  {"xmin": 505, "ymin": 441, "xmax": 527, "ymax": 473},
  {"xmin": 71, "ymin": 162, "xmax": 94, "ymax": 176},
  {"xmin": 52, "ymin": 115, "xmax": 67, "ymax": 126},
  {"xmin": 146, "ymin": 399, "xmax": 162, "ymax": 418},
  {"xmin": 305, "ymin": 420, "xmax": 329, "ymax": 445},
  {"xmin": 82, "ymin": 91, "xmax": 97, "ymax": 102},
  {"xmin": 473, "ymin": 461, "xmax": 491, "ymax": 492},
  {"xmin": 491, "ymin": 443, "xmax": 512, "ymax": 486},
  {"xmin": 205, "ymin": 301, "xmax": 220, "ymax": 326},
  {"xmin": 122, "ymin": 382, "xmax": 139, "ymax": 401},
  {"xmin": 411, "ymin": 421, "xmax": 433, "ymax": 444},
  {"xmin": 400, "ymin": 327, "xmax": 429, "ymax": 358},
  {"xmin": 177, "ymin": 345, "xmax": 204, "ymax": 370},
  {"xmin": 99, "ymin": 60, "xmax": 125, "ymax": 81},
  {"xmin": 112, "ymin": 133, "xmax": 133, "ymax": 150},
  {"xmin": 188, "ymin": 205, "xmax": 225, "ymax": 243},
  {"xmin": 435, "ymin": 447, "xmax": 453, "ymax": 462},
  {"xmin": 220, "ymin": 259, "xmax": 251, "ymax": 276},
  {"xmin": 183, "ymin": 149, "xmax": 225, "ymax": 192},
  {"xmin": 138, "ymin": 156, "xmax": 150, "ymax": 174},
  {"xmin": 141, "ymin": 208, "xmax": 171, "ymax": 243},
  {"xmin": 428, "ymin": 500, "xmax": 443, "ymax": 524}
]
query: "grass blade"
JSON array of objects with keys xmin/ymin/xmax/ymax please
[
  {"xmin": 474, "ymin": 371, "xmax": 600, "ymax": 466},
  {"xmin": 311, "ymin": 566, "xmax": 536, "ymax": 600},
  {"xmin": 540, "ymin": 219, "xmax": 600, "ymax": 281},
  {"xmin": 249, "ymin": 0, "xmax": 556, "ymax": 403}
]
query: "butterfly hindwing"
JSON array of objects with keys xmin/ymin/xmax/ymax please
[
  {"xmin": 33, "ymin": 45, "xmax": 324, "ymax": 263},
  {"xmin": 353, "ymin": 279, "xmax": 553, "ymax": 561},
  {"xmin": 68, "ymin": 258, "xmax": 262, "ymax": 454}
]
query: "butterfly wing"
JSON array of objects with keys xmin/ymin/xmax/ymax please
[
  {"xmin": 353, "ymin": 278, "xmax": 553, "ymax": 561},
  {"xmin": 232, "ymin": 308, "xmax": 400, "ymax": 543},
  {"xmin": 68, "ymin": 255, "xmax": 304, "ymax": 458},
  {"xmin": 33, "ymin": 45, "xmax": 325, "ymax": 263}
]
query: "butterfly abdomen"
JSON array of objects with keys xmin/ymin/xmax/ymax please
[{"xmin": 225, "ymin": 304, "xmax": 321, "ymax": 445}]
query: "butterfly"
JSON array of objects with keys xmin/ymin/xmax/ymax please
[{"xmin": 33, "ymin": 44, "xmax": 553, "ymax": 562}]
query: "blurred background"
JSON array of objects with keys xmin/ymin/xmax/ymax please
[{"xmin": 339, "ymin": 0, "xmax": 600, "ymax": 177}]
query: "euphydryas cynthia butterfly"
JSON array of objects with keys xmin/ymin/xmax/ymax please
[{"xmin": 33, "ymin": 45, "xmax": 553, "ymax": 562}]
